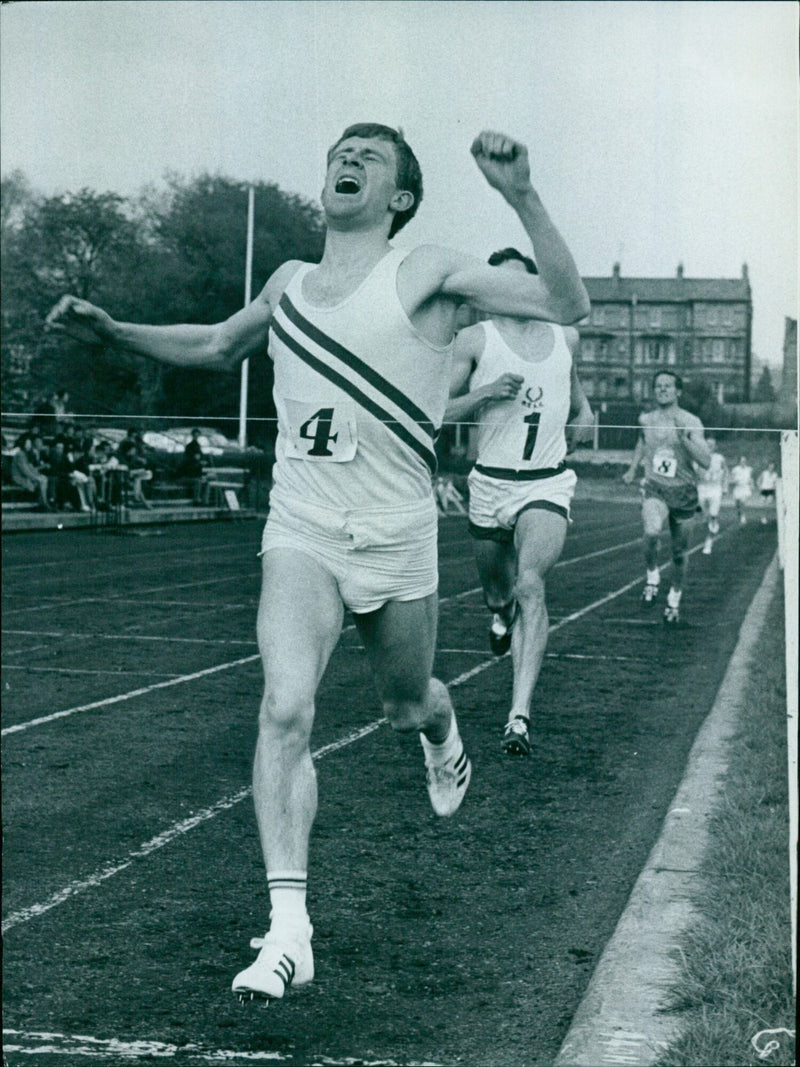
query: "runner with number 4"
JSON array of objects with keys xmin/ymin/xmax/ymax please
[
  {"xmin": 623, "ymin": 371, "xmax": 711, "ymax": 624},
  {"xmin": 46, "ymin": 125, "xmax": 589, "ymax": 1003}
]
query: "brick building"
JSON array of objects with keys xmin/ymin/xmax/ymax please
[{"xmin": 578, "ymin": 263, "xmax": 753, "ymax": 404}]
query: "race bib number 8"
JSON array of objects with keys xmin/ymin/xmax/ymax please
[
  {"xmin": 652, "ymin": 447, "xmax": 678, "ymax": 478},
  {"xmin": 284, "ymin": 398, "xmax": 358, "ymax": 462}
]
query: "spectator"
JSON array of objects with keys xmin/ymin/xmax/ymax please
[
  {"xmin": 34, "ymin": 389, "xmax": 73, "ymax": 434},
  {"xmin": 72, "ymin": 432, "xmax": 99, "ymax": 510},
  {"xmin": 177, "ymin": 427, "xmax": 208, "ymax": 505},
  {"xmin": 118, "ymin": 429, "xmax": 153, "ymax": 509},
  {"xmin": 47, "ymin": 437, "xmax": 91, "ymax": 511},
  {"xmin": 90, "ymin": 440, "xmax": 122, "ymax": 508},
  {"xmin": 756, "ymin": 461, "xmax": 779, "ymax": 524},
  {"xmin": 434, "ymin": 474, "xmax": 467, "ymax": 515},
  {"xmin": 10, "ymin": 435, "xmax": 51, "ymax": 510}
]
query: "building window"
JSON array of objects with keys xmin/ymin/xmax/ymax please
[
  {"xmin": 614, "ymin": 376, "xmax": 627, "ymax": 396},
  {"xmin": 583, "ymin": 379, "xmax": 595, "ymax": 397},
  {"xmin": 592, "ymin": 306, "xmax": 605, "ymax": 326},
  {"xmin": 650, "ymin": 307, "xmax": 661, "ymax": 327},
  {"xmin": 643, "ymin": 339, "xmax": 669, "ymax": 363},
  {"xmin": 723, "ymin": 306, "xmax": 733, "ymax": 326},
  {"xmin": 685, "ymin": 307, "xmax": 692, "ymax": 327},
  {"xmin": 618, "ymin": 340, "xmax": 627, "ymax": 356},
  {"xmin": 581, "ymin": 339, "xmax": 595, "ymax": 361},
  {"xmin": 598, "ymin": 340, "xmax": 609, "ymax": 359},
  {"xmin": 707, "ymin": 307, "xmax": 718, "ymax": 325},
  {"xmin": 712, "ymin": 339, "xmax": 725, "ymax": 362},
  {"xmin": 633, "ymin": 378, "xmax": 643, "ymax": 399},
  {"xmin": 684, "ymin": 341, "xmax": 692, "ymax": 364}
]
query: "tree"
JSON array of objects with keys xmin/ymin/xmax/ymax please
[
  {"xmin": 145, "ymin": 174, "xmax": 325, "ymax": 423},
  {"xmin": 1, "ymin": 170, "xmax": 326, "ymax": 425},
  {"xmin": 752, "ymin": 366, "xmax": 776, "ymax": 403}
]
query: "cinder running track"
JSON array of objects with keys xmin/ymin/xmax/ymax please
[{"xmin": 1, "ymin": 502, "xmax": 777, "ymax": 1066}]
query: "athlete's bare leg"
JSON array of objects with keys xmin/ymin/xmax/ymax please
[
  {"xmin": 254, "ymin": 548, "xmax": 344, "ymax": 872},
  {"xmin": 642, "ymin": 496, "xmax": 667, "ymax": 574},
  {"xmin": 508, "ymin": 508, "xmax": 568, "ymax": 722},
  {"xmin": 354, "ymin": 593, "xmax": 452, "ymax": 741},
  {"xmin": 356, "ymin": 594, "xmax": 470, "ymax": 816},
  {"xmin": 474, "ymin": 537, "xmax": 516, "ymax": 620},
  {"xmin": 667, "ymin": 514, "xmax": 690, "ymax": 593}
]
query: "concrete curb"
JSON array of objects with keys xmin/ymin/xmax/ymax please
[{"xmin": 554, "ymin": 553, "xmax": 781, "ymax": 1067}]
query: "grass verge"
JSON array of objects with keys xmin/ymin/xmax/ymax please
[{"xmin": 656, "ymin": 579, "xmax": 796, "ymax": 1067}]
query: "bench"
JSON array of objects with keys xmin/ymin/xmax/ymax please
[{"xmin": 201, "ymin": 467, "xmax": 248, "ymax": 510}]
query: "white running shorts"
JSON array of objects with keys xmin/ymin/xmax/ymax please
[
  {"xmin": 467, "ymin": 466, "xmax": 577, "ymax": 535},
  {"xmin": 260, "ymin": 490, "xmax": 438, "ymax": 614},
  {"xmin": 697, "ymin": 484, "xmax": 723, "ymax": 517}
]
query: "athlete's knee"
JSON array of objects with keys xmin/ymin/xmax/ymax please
[
  {"xmin": 385, "ymin": 676, "xmax": 443, "ymax": 734},
  {"xmin": 258, "ymin": 679, "xmax": 314, "ymax": 744},
  {"xmin": 514, "ymin": 567, "xmax": 545, "ymax": 609}
]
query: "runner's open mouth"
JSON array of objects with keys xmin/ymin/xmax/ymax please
[{"xmin": 335, "ymin": 176, "xmax": 362, "ymax": 194}]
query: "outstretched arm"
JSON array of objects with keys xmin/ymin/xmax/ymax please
[
  {"xmin": 45, "ymin": 261, "xmax": 301, "ymax": 371},
  {"xmin": 440, "ymin": 132, "xmax": 590, "ymax": 324}
]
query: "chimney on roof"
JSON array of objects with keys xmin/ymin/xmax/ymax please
[
  {"xmin": 676, "ymin": 262, "xmax": 684, "ymax": 279},
  {"xmin": 612, "ymin": 262, "xmax": 620, "ymax": 288},
  {"xmin": 742, "ymin": 263, "xmax": 749, "ymax": 282}
]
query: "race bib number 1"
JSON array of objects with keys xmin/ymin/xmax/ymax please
[
  {"xmin": 283, "ymin": 398, "xmax": 358, "ymax": 462},
  {"xmin": 652, "ymin": 447, "xmax": 678, "ymax": 478}
]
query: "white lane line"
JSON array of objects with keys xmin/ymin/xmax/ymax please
[
  {"xmin": 0, "ymin": 1028, "xmax": 288, "ymax": 1062},
  {"xmin": 3, "ymin": 630, "xmax": 258, "ymax": 647},
  {"xmin": 1, "ymin": 574, "xmax": 258, "ymax": 617},
  {"xmin": 1, "ymin": 721, "xmax": 385, "ymax": 934},
  {"xmin": 1, "ymin": 665, "xmax": 183, "ymax": 678},
  {"xmin": 0, "ymin": 554, "xmax": 684, "ymax": 934},
  {"xmin": 1, "ymin": 1028, "xmax": 432, "ymax": 1064},
  {"xmin": 1, "ymin": 656, "xmax": 260, "ymax": 737},
  {"xmin": 1, "ymin": 533, "xmax": 644, "ymax": 737}
]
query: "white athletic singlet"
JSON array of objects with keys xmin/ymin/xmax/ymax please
[
  {"xmin": 697, "ymin": 452, "xmax": 727, "ymax": 488},
  {"xmin": 468, "ymin": 320, "xmax": 572, "ymax": 475},
  {"xmin": 268, "ymin": 249, "xmax": 452, "ymax": 511},
  {"xmin": 729, "ymin": 465, "xmax": 753, "ymax": 489}
]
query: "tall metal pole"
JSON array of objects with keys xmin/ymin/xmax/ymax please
[{"xmin": 238, "ymin": 185, "xmax": 255, "ymax": 449}]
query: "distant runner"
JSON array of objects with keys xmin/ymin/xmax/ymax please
[
  {"xmin": 729, "ymin": 456, "xmax": 754, "ymax": 525},
  {"xmin": 696, "ymin": 436, "xmax": 728, "ymax": 554},
  {"xmin": 623, "ymin": 371, "xmax": 710, "ymax": 623}
]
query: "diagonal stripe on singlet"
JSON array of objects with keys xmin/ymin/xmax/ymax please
[
  {"xmin": 278, "ymin": 294, "xmax": 436, "ymax": 437},
  {"xmin": 271, "ymin": 317, "xmax": 438, "ymax": 475}
]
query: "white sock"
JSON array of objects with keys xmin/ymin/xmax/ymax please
[
  {"xmin": 646, "ymin": 568, "xmax": 660, "ymax": 586},
  {"xmin": 420, "ymin": 712, "xmax": 461, "ymax": 767},
  {"xmin": 267, "ymin": 870, "xmax": 309, "ymax": 933}
]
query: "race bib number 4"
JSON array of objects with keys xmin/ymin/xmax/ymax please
[
  {"xmin": 283, "ymin": 399, "xmax": 358, "ymax": 462},
  {"xmin": 652, "ymin": 447, "xmax": 678, "ymax": 478}
]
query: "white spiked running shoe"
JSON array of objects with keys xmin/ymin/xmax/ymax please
[{"xmin": 232, "ymin": 924, "xmax": 313, "ymax": 1002}]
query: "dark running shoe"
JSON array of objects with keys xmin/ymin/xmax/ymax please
[
  {"xmin": 502, "ymin": 716, "xmax": 531, "ymax": 756},
  {"xmin": 489, "ymin": 601, "xmax": 517, "ymax": 655}
]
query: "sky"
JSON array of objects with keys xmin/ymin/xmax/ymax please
[{"xmin": 1, "ymin": 0, "xmax": 797, "ymax": 370}]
